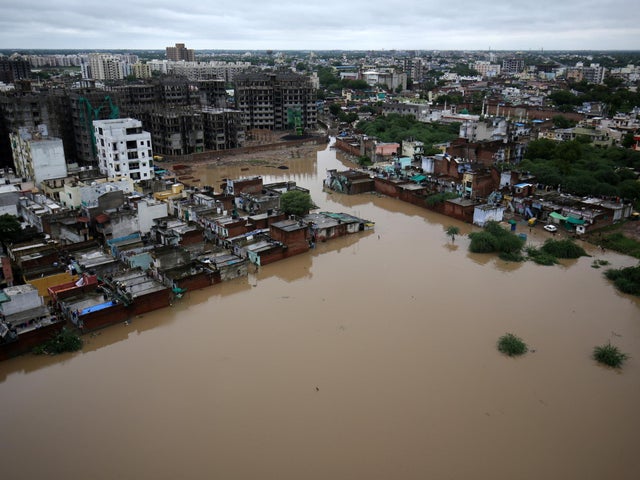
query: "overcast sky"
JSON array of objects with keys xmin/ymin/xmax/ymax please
[{"xmin": 1, "ymin": 0, "xmax": 638, "ymax": 51}]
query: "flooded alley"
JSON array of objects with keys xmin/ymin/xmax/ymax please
[{"xmin": 1, "ymin": 141, "xmax": 639, "ymax": 480}]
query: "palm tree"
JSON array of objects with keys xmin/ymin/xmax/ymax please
[{"xmin": 445, "ymin": 225, "xmax": 460, "ymax": 243}]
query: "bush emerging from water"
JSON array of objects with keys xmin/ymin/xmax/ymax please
[
  {"xmin": 593, "ymin": 343, "xmax": 628, "ymax": 368},
  {"xmin": 526, "ymin": 246, "xmax": 558, "ymax": 265},
  {"xmin": 604, "ymin": 265, "xmax": 640, "ymax": 296},
  {"xmin": 33, "ymin": 328, "xmax": 83, "ymax": 355},
  {"xmin": 499, "ymin": 251, "xmax": 526, "ymax": 262},
  {"xmin": 469, "ymin": 221, "xmax": 525, "ymax": 259},
  {"xmin": 497, "ymin": 333, "xmax": 528, "ymax": 357},
  {"xmin": 540, "ymin": 238, "xmax": 588, "ymax": 259}
]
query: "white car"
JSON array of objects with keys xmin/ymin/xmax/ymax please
[{"xmin": 543, "ymin": 224, "xmax": 558, "ymax": 233}]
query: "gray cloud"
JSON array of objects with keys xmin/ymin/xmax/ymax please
[{"xmin": 0, "ymin": 0, "xmax": 637, "ymax": 50}]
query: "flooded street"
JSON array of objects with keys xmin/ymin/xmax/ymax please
[{"xmin": 1, "ymin": 141, "xmax": 639, "ymax": 480}]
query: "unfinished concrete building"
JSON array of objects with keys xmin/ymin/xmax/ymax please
[{"xmin": 234, "ymin": 72, "xmax": 317, "ymax": 132}]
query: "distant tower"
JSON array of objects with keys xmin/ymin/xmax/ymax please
[{"xmin": 166, "ymin": 43, "xmax": 195, "ymax": 62}]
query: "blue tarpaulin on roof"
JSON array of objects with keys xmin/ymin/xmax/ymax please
[{"xmin": 80, "ymin": 301, "xmax": 115, "ymax": 316}]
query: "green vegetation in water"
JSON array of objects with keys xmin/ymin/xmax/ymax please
[
  {"xmin": 526, "ymin": 246, "xmax": 558, "ymax": 265},
  {"xmin": 593, "ymin": 343, "xmax": 628, "ymax": 368},
  {"xmin": 425, "ymin": 191, "xmax": 458, "ymax": 207},
  {"xmin": 33, "ymin": 328, "xmax": 83, "ymax": 355},
  {"xmin": 445, "ymin": 225, "xmax": 460, "ymax": 243},
  {"xmin": 540, "ymin": 238, "xmax": 589, "ymax": 259},
  {"xmin": 468, "ymin": 221, "xmax": 525, "ymax": 260},
  {"xmin": 604, "ymin": 265, "xmax": 640, "ymax": 296},
  {"xmin": 591, "ymin": 259, "xmax": 611, "ymax": 269},
  {"xmin": 599, "ymin": 232, "xmax": 640, "ymax": 259},
  {"xmin": 497, "ymin": 333, "xmax": 528, "ymax": 357}
]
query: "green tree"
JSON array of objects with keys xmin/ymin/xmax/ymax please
[
  {"xmin": 280, "ymin": 190, "xmax": 314, "ymax": 217},
  {"xmin": 328, "ymin": 103, "xmax": 342, "ymax": 117},
  {"xmin": 552, "ymin": 115, "xmax": 576, "ymax": 129},
  {"xmin": 445, "ymin": 225, "xmax": 460, "ymax": 243},
  {"xmin": 0, "ymin": 214, "xmax": 22, "ymax": 246}
]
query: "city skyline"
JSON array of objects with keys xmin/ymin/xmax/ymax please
[{"xmin": 0, "ymin": 0, "xmax": 638, "ymax": 52}]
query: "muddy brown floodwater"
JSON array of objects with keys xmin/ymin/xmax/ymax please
[{"xmin": 1, "ymin": 140, "xmax": 640, "ymax": 480}]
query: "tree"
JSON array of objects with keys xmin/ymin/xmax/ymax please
[
  {"xmin": 328, "ymin": 103, "xmax": 342, "ymax": 117},
  {"xmin": 0, "ymin": 214, "xmax": 22, "ymax": 247},
  {"xmin": 552, "ymin": 115, "xmax": 576, "ymax": 129},
  {"xmin": 280, "ymin": 190, "xmax": 314, "ymax": 217},
  {"xmin": 445, "ymin": 225, "xmax": 460, "ymax": 243}
]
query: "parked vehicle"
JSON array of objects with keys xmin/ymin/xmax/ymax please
[{"xmin": 543, "ymin": 224, "xmax": 558, "ymax": 232}]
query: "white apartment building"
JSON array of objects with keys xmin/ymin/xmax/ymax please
[
  {"xmin": 93, "ymin": 118, "xmax": 154, "ymax": 182},
  {"xmin": 81, "ymin": 53, "xmax": 127, "ymax": 80},
  {"xmin": 9, "ymin": 126, "xmax": 68, "ymax": 186}
]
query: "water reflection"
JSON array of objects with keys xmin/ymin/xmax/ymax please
[{"xmin": 1, "ymin": 139, "xmax": 640, "ymax": 480}]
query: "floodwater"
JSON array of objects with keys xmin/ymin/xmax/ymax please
[{"xmin": 1, "ymin": 141, "xmax": 640, "ymax": 480}]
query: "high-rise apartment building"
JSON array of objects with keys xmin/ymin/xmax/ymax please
[
  {"xmin": 93, "ymin": 118, "xmax": 154, "ymax": 182},
  {"xmin": 166, "ymin": 43, "xmax": 195, "ymax": 62},
  {"xmin": 82, "ymin": 54, "xmax": 126, "ymax": 81},
  {"xmin": 0, "ymin": 56, "xmax": 31, "ymax": 83},
  {"xmin": 234, "ymin": 72, "xmax": 317, "ymax": 131}
]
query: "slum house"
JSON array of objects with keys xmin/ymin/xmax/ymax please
[
  {"xmin": 446, "ymin": 139, "xmax": 513, "ymax": 167},
  {"xmin": 324, "ymin": 169, "xmax": 375, "ymax": 195},
  {"xmin": 92, "ymin": 209, "xmax": 140, "ymax": 243},
  {"xmin": 0, "ymin": 255, "xmax": 13, "ymax": 288},
  {"xmin": 197, "ymin": 250, "xmax": 248, "ymax": 283},
  {"xmin": 106, "ymin": 233, "xmax": 144, "ymax": 258},
  {"xmin": 0, "ymin": 284, "xmax": 64, "ymax": 360},
  {"xmin": 224, "ymin": 230, "xmax": 287, "ymax": 266},
  {"xmin": 473, "ymin": 203, "xmax": 507, "ymax": 227},
  {"xmin": 461, "ymin": 170, "xmax": 495, "ymax": 200},
  {"xmin": 104, "ymin": 270, "xmax": 171, "ymax": 316},
  {"xmin": 57, "ymin": 285, "xmax": 128, "ymax": 332},
  {"xmin": 150, "ymin": 217, "xmax": 204, "ymax": 246},
  {"xmin": 303, "ymin": 212, "xmax": 374, "ymax": 242},
  {"xmin": 246, "ymin": 211, "xmax": 286, "ymax": 230},
  {"xmin": 155, "ymin": 259, "xmax": 216, "ymax": 292},
  {"xmin": 236, "ymin": 190, "xmax": 280, "ymax": 216},
  {"xmin": 202, "ymin": 214, "xmax": 250, "ymax": 243},
  {"xmin": 433, "ymin": 154, "xmax": 469, "ymax": 182},
  {"xmin": 374, "ymin": 142, "xmax": 400, "ymax": 163},
  {"xmin": 48, "ymin": 272, "xmax": 100, "ymax": 302},
  {"xmin": 8, "ymin": 240, "xmax": 60, "ymax": 272},
  {"xmin": 72, "ymin": 244, "xmax": 120, "ymax": 277},
  {"xmin": 148, "ymin": 245, "xmax": 213, "ymax": 291},
  {"xmin": 269, "ymin": 219, "xmax": 311, "ymax": 258},
  {"xmin": 443, "ymin": 198, "xmax": 477, "ymax": 223},
  {"xmin": 223, "ymin": 176, "xmax": 264, "ymax": 196}
]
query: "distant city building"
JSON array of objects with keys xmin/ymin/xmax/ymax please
[
  {"xmin": 82, "ymin": 54, "xmax": 127, "ymax": 81},
  {"xmin": 130, "ymin": 63, "xmax": 152, "ymax": 79},
  {"xmin": 0, "ymin": 56, "xmax": 31, "ymax": 83},
  {"xmin": 166, "ymin": 43, "xmax": 195, "ymax": 62},
  {"xmin": 93, "ymin": 118, "xmax": 154, "ymax": 182},
  {"xmin": 10, "ymin": 126, "xmax": 68, "ymax": 186},
  {"xmin": 501, "ymin": 58, "xmax": 525, "ymax": 75},
  {"xmin": 473, "ymin": 61, "xmax": 501, "ymax": 78}
]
